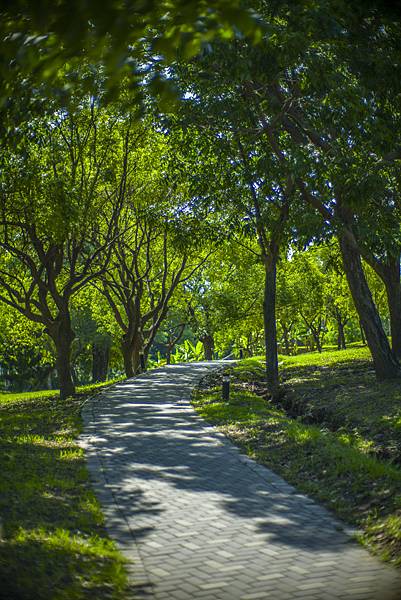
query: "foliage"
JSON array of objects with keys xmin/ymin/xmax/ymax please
[
  {"xmin": 0, "ymin": 0, "xmax": 400, "ymax": 383},
  {"xmin": 0, "ymin": 0, "xmax": 263, "ymax": 131},
  {"xmin": 0, "ymin": 303, "xmax": 54, "ymax": 391},
  {"xmin": 170, "ymin": 339, "xmax": 204, "ymax": 363}
]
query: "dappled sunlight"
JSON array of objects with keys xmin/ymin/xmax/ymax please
[
  {"xmin": 81, "ymin": 362, "xmax": 401, "ymax": 599},
  {"xmin": 0, "ymin": 391, "xmax": 129, "ymax": 600},
  {"xmin": 0, "ymin": 525, "xmax": 127, "ymax": 600}
]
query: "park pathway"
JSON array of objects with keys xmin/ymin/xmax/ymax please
[{"xmin": 81, "ymin": 363, "xmax": 401, "ymax": 600}]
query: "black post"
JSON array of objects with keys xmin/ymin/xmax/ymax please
[
  {"xmin": 222, "ymin": 374, "xmax": 230, "ymax": 401},
  {"xmin": 239, "ymin": 348, "xmax": 244, "ymax": 359},
  {"xmin": 140, "ymin": 353, "xmax": 146, "ymax": 371}
]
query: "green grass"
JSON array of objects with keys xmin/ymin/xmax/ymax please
[
  {"xmin": 0, "ymin": 381, "xmax": 129, "ymax": 600},
  {"xmin": 231, "ymin": 346, "xmax": 401, "ymax": 463},
  {"xmin": 192, "ymin": 346, "xmax": 401, "ymax": 566},
  {"xmin": 0, "ymin": 377, "xmax": 124, "ymax": 405}
]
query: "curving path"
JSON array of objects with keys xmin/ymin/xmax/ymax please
[{"xmin": 81, "ymin": 362, "xmax": 401, "ymax": 600}]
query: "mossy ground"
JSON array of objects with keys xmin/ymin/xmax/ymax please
[
  {"xmin": 0, "ymin": 381, "xmax": 129, "ymax": 600},
  {"xmin": 192, "ymin": 345, "xmax": 401, "ymax": 566}
]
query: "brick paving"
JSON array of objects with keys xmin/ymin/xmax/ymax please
[{"xmin": 81, "ymin": 362, "xmax": 401, "ymax": 600}]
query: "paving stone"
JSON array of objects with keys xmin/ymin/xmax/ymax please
[
  {"xmin": 241, "ymin": 592, "xmax": 271, "ymax": 600},
  {"xmin": 81, "ymin": 362, "xmax": 401, "ymax": 600}
]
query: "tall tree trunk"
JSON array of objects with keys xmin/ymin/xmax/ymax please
[
  {"xmin": 264, "ymin": 255, "xmax": 279, "ymax": 398},
  {"xmin": 48, "ymin": 313, "xmax": 75, "ymax": 399},
  {"xmin": 202, "ymin": 334, "xmax": 214, "ymax": 361},
  {"xmin": 359, "ymin": 320, "xmax": 366, "ymax": 344},
  {"xmin": 92, "ymin": 340, "xmax": 110, "ymax": 382},
  {"xmin": 122, "ymin": 327, "xmax": 144, "ymax": 377},
  {"xmin": 121, "ymin": 337, "xmax": 134, "ymax": 378},
  {"xmin": 383, "ymin": 256, "xmax": 401, "ymax": 359},
  {"xmin": 359, "ymin": 250, "xmax": 401, "ymax": 358},
  {"xmin": 339, "ymin": 228, "xmax": 400, "ymax": 380}
]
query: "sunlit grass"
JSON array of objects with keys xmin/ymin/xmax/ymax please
[
  {"xmin": 192, "ymin": 350, "xmax": 401, "ymax": 567},
  {"xmin": 0, "ymin": 383, "xmax": 128, "ymax": 599},
  {"xmin": 0, "ymin": 376, "xmax": 125, "ymax": 405},
  {"xmin": 234, "ymin": 344, "xmax": 372, "ymax": 377},
  {"xmin": 279, "ymin": 344, "xmax": 372, "ymax": 368}
]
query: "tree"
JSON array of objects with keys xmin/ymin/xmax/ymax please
[
  {"xmin": 94, "ymin": 126, "xmax": 211, "ymax": 376},
  {"xmin": 181, "ymin": 0, "xmax": 401, "ymax": 379},
  {"xmin": 276, "ymin": 259, "xmax": 300, "ymax": 355},
  {"xmin": 161, "ymin": 311, "xmax": 187, "ymax": 365},
  {"xmin": 0, "ymin": 1, "xmax": 262, "ymax": 121},
  {"xmin": 100, "ymin": 213, "xmax": 204, "ymax": 377},
  {"xmin": 77, "ymin": 283, "xmax": 124, "ymax": 382},
  {"xmin": 283, "ymin": 250, "xmax": 327, "ymax": 352},
  {"xmin": 0, "ymin": 303, "xmax": 54, "ymax": 391},
  {"xmin": 0, "ymin": 101, "xmax": 124, "ymax": 397},
  {"xmin": 173, "ymin": 43, "xmax": 301, "ymax": 395},
  {"xmin": 258, "ymin": 2, "xmax": 401, "ymax": 377},
  {"xmin": 184, "ymin": 276, "xmax": 217, "ymax": 361},
  {"xmin": 325, "ymin": 270, "xmax": 352, "ymax": 351}
]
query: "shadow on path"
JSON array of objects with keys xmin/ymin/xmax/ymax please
[{"xmin": 82, "ymin": 363, "xmax": 401, "ymax": 600}]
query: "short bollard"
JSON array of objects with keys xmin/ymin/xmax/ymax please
[
  {"xmin": 222, "ymin": 374, "xmax": 230, "ymax": 401},
  {"xmin": 140, "ymin": 353, "xmax": 146, "ymax": 371}
]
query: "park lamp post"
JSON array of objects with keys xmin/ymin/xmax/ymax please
[{"xmin": 222, "ymin": 373, "xmax": 230, "ymax": 401}]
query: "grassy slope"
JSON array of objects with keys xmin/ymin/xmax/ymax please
[
  {"xmin": 0, "ymin": 381, "xmax": 128, "ymax": 600},
  {"xmin": 192, "ymin": 346, "xmax": 401, "ymax": 566}
]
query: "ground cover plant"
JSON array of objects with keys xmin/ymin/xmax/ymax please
[
  {"xmin": 0, "ymin": 381, "xmax": 128, "ymax": 600},
  {"xmin": 192, "ymin": 346, "xmax": 401, "ymax": 566}
]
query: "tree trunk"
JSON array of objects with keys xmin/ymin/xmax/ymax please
[
  {"xmin": 202, "ymin": 335, "xmax": 214, "ymax": 361},
  {"xmin": 360, "ymin": 251, "xmax": 401, "ymax": 358},
  {"xmin": 264, "ymin": 255, "xmax": 279, "ymax": 398},
  {"xmin": 339, "ymin": 228, "xmax": 400, "ymax": 380},
  {"xmin": 121, "ymin": 337, "xmax": 134, "ymax": 378},
  {"xmin": 301, "ymin": 315, "xmax": 322, "ymax": 353},
  {"xmin": 310, "ymin": 326, "xmax": 322, "ymax": 353},
  {"xmin": 337, "ymin": 320, "xmax": 346, "ymax": 350},
  {"xmin": 48, "ymin": 313, "xmax": 76, "ymax": 399},
  {"xmin": 92, "ymin": 340, "xmax": 110, "ymax": 382},
  {"xmin": 359, "ymin": 319, "xmax": 366, "ymax": 344},
  {"xmin": 133, "ymin": 333, "xmax": 146, "ymax": 374},
  {"xmin": 122, "ymin": 327, "xmax": 145, "ymax": 377},
  {"xmin": 383, "ymin": 256, "xmax": 401, "ymax": 359}
]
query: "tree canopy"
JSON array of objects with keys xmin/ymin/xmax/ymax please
[{"xmin": 1, "ymin": 0, "xmax": 401, "ymax": 397}]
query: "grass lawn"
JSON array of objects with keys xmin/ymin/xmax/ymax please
[
  {"xmin": 0, "ymin": 380, "xmax": 129, "ymax": 600},
  {"xmin": 192, "ymin": 345, "xmax": 401, "ymax": 566}
]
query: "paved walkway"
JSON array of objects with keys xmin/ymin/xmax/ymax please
[{"xmin": 81, "ymin": 363, "xmax": 401, "ymax": 600}]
